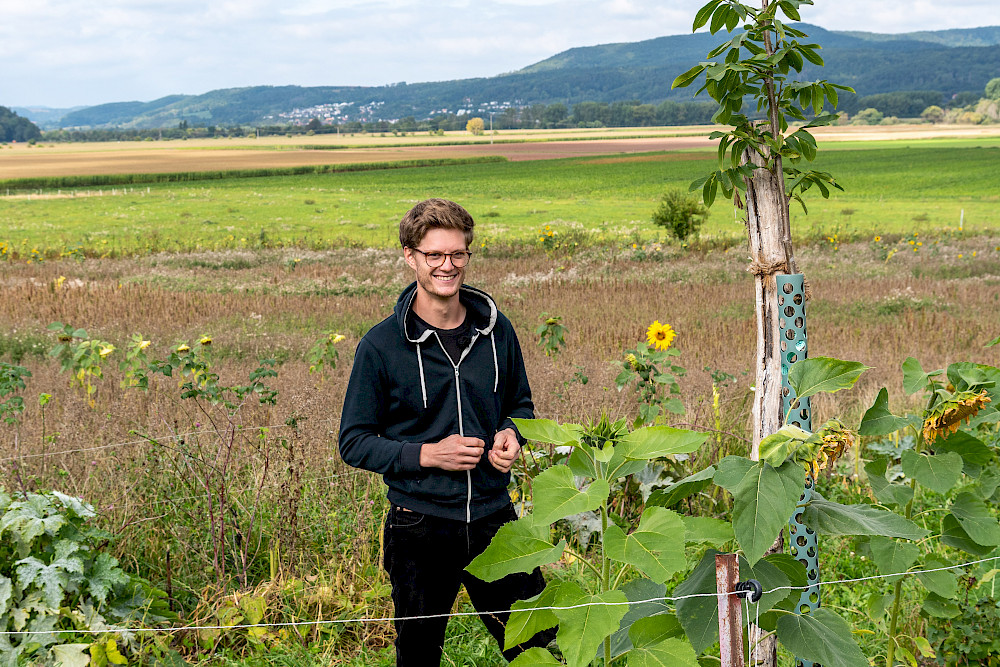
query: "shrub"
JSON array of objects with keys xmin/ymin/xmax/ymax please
[
  {"xmin": 921, "ymin": 105, "xmax": 945, "ymax": 123},
  {"xmin": 466, "ymin": 117, "xmax": 485, "ymax": 135},
  {"xmin": 651, "ymin": 188, "xmax": 708, "ymax": 241},
  {"xmin": 852, "ymin": 107, "xmax": 884, "ymax": 125},
  {"xmin": 0, "ymin": 489, "xmax": 173, "ymax": 665}
]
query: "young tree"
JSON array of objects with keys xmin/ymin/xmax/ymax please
[{"xmin": 672, "ymin": 2, "xmax": 852, "ymax": 663}]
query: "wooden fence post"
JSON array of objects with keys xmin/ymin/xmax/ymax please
[{"xmin": 716, "ymin": 553, "xmax": 744, "ymax": 667}]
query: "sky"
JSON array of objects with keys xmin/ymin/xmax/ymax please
[{"xmin": 3, "ymin": 0, "xmax": 998, "ymax": 109}]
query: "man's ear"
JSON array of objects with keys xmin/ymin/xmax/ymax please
[{"xmin": 403, "ymin": 246, "xmax": 417, "ymax": 270}]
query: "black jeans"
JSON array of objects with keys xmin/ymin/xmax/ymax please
[{"xmin": 383, "ymin": 503, "xmax": 555, "ymax": 666}]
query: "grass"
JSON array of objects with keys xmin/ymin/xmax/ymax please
[{"xmin": 2, "ymin": 139, "xmax": 999, "ymax": 258}]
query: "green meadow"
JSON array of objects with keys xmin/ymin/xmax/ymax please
[{"xmin": 2, "ymin": 137, "xmax": 999, "ymax": 258}]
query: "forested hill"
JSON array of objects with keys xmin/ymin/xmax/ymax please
[
  {"xmin": 0, "ymin": 106, "xmax": 42, "ymax": 142},
  {"xmin": 42, "ymin": 24, "xmax": 1000, "ymax": 129}
]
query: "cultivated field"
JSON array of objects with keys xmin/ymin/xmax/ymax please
[{"xmin": 2, "ymin": 128, "xmax": 1000, "ymax": 665}]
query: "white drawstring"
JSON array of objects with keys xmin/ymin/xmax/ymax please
[
  {"xmin": 416, "ymin": 342, "xmax": 428, "ymax": 408},
  {"xmin": 490, "ymin": 332, "xmax": 498, "ymax": 393}
]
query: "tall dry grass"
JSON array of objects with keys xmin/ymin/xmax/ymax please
[{"xmin": 1, "ymin": 238, "xmax": 998, "ymax": 661}]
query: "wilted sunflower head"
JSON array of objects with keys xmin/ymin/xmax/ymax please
[
  {"xmin": 625, "ymin": 353, "xmax": 639, "ymax": 371},
  {"xmin": 922, "ymin": 389, "xmax": 991, "ymax": 443},
  {"xmin": 801, "ymin": 419, "xmax": 854, "ymax": 479}
]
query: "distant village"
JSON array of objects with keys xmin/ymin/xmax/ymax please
[{"xmin": 269, "ymin": 99, "xmax": 520, "ymax": 125}]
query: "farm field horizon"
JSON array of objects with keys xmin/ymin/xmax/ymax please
[{"xmin": 2, "ymin": 128, "xmax": 1000, "ymax": 259}]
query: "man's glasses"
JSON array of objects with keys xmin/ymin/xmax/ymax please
[{"xmin": 410, "ymin": 248, "xmax": 472, "ymax": 268}]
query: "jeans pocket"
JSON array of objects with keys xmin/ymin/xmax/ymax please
[{"xmin": 391, "ymin": 506, "xmax": 425, "ymax": 529}]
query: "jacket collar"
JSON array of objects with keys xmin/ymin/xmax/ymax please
[{"xmin": 395, "ymin": 282, "xmax": 498, "ymax": 344}]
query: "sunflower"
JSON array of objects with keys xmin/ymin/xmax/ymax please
[
  {"xmin": 922, "ymin": 389, "xmax": 991, "ymax": 443},
  {"xmin": 646, "ymin": 321, "xmax": 676, "ymax": 352}
]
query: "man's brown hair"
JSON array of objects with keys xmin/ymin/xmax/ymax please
[{"xmin": 399, "ymin": 198, "xmax": 475, "ymax": 249}]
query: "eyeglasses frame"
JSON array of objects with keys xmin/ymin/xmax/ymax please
[{"xmin": 408, "ymin": 247, "xmax": 473, "ymax": 268}]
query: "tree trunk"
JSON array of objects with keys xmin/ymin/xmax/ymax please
[{"xmin": 743, "ymin": 147, "xmax": 787, "ymax": 667}]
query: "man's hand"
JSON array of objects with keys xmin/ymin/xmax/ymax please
[
  {"xmin": 488, "ymin": 428, "xmax": 520, "ymax": 474},
  {"xmin": 420, "ymin": 434, "xmax": 485, "ymax": 471}
]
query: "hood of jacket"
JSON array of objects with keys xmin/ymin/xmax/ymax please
[{"xmin": 394, "ymin": 281, "xmax": 498, "ymax": 344}]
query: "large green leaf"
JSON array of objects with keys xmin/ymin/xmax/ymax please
[
  {"xmin": 864, "ymin": 460, "xmax": 913, "ymax": 508},
  {"xmin": 934, "ymin": 430, "xmax": 995, "ymax": 476},
  {"xmin": 801, "ymin": 496, "xmax": 929, "ymax": 540},
  {"xmin": 531, "ymin": 465, "xmax": 609, "ymax": 526},
  {"xmin": 505, "ymin": 581, "xmax": 560, "ymax": 651},
  {"xmin": 681, "ymin": 516, "xmax": 733, "ymax": 548},
  {"xmin": 940, "ymin": 513, "xmax": 996, "ymax": 557},
  {"xmin": 646, "ymin": 466, "xmax": 715, "ymax": 509},
  {"xmin": 608, "ymin": 578, "xmax": 673, "ymax": 659},
  {"xmin": 86, "ymin": 552, "xmax": 129, "ymax": 605},
  {"xmin": 916, "ymin": 559, "xmax": 958, "ymax": 598},
  {"xmin": 0, "ymin": 576, "xmax": 11, "ymax": 616},
  {"xmin": 775, "ymin": 608, "xmax": 868, "ymax": 667},
  {"xmin": 758, "ymin": 425, "xmax": 814, "ymax": 467},
  {"xmin": 949, "ymin": 492, "xmax": 1000, "ymax": 546},
  {"xmin": 787, "ymin": 357, "xmax": 869, "ymax": 401},
  {"xmin": 621, "ymin": 426, "xmax": 708, "ymax": 461},
  {"xmin": 511, "ymin": 418, "xmax": 581, "ymax": 445},
  {"xmin": 554, "ymin": 582, "xmax": 628, "ymax": 667},
  {"xmin": 901, "ymin": 450, "xmax": 963, "ymax": 495},
  {"xmin": 49, "ymin": 644, "xmax": 91, "ymax": 667},
  {"xmin": 674, "ymin": 550, "xmax": 720, "ymax": 655},
  {"xmin": 868, "ymin": 536, "xmax": 919, "ymax": 582},
  {"xmin": 627, "ymin": 636, "xmax": 700, "ymax": 667},
  {"xmin": 858, "ymin": 388, "xmax": 910, "ymax": 436},
  {"xmin": 902, "ymin": 356, "xmax": 934, "ymax": 396},
  {"xmin": 737, "ymin": 555, "xmax": 793, "ymax": 621},
  {"xmin": 714, "ymin": 456, "xmax": 805, "ymax": 565},
  {"xmin": 508, "ymin": 647, "xmax": 563, "ymax": 666},
  {"xmin": 465, "ymin": 516, "xmax": 565, "ymax": 582},
  {"xmin": 626, "ymin": 614, "xmax": 684, "ymax": 651},
  {"xmin": 922, "ymin": 593, "xmax": 961, "ymax": 619},
  {"xmin": 604, "ymin": 507, "xmax": 687, "ymax": 583}
]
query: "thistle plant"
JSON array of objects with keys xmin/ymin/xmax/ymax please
[{"xmin": 616, "ymin": 321, "xmax": 685, "ymax": 426}]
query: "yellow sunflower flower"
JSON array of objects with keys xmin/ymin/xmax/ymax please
[
  {"xmin": 646, "ymin": 321, "xmax": 676, "ymax": 352},
  {"xmin": 176, "ymin": 343, "xmax": 191, "ymax": 354},
  {"xmin": 138, "ymin": 339, "xmax": 151, "ymax": 351},
  {"xmin": 331, "ymin": 333, "xmax": 346, "ymax": 344},
  {"xmin": 98, "ymin": 344, "xmax": 115, "ymax": 358},
  {"xmin": 199, "ymin": 336, "xmax": 213, "ymax": 346}
]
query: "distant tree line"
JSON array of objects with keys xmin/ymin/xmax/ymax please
[
  {"xmin": 41, "ymin": 100, "xmax": 721, "ymax": 142},
  {"xmin": 0, "ymin": 106, "xmax": 42, "ymax": 142}
]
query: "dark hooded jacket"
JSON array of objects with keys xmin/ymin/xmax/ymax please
[{"xmin": 338, "ymin": 282, "xmax": 533, "ymax": 522}]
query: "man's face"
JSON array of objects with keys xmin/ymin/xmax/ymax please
[{"xmin": 404, "ymin": 227, "xmax": 468, "ymax": 302}]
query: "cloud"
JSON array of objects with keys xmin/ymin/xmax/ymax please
[{"xmin": 1, "ymin": 0, "xmax": 995, "ymax": 108}]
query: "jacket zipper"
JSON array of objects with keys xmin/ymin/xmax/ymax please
[{"xmin": 436, "ymin": 331, "xmax": 479, "ymax": 524}]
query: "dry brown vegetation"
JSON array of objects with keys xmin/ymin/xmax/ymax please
[{"xmin": 2, "ymin": 239, "xmax": 999, "ymax": 661}]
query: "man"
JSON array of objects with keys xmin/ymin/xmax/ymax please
[{"xmin": 338, "ymin": 198, "xmax": 554, "ymax": 665}]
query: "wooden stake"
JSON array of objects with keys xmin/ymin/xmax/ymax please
[{"xmin": 716, "ymin": 553, "xmax": 745, "ymax": 667}]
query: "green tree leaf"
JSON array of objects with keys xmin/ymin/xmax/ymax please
[
  {"xmin": 787, "ymin": 357, "xmax": 869, "ymax": 401},
  {"xmin": 531, "ymin": 465, "xmax": 609, "ymax": 526},
  {"xmin": 465, "ymin": 516, "xmax": 565, "ymax": 582},
  {"xmin": 604, "ymin": 507, "xmax": 687, "ymax": 583},
  {"xmin": 0, "ymin": 576, "xmax": 11, "ymax": 616},
  {"xmin": 505, "ymin": 582, "xmax": 560, "ymax": 651},
  {"xmin": 508, "ymin": 647, "xmax": 563, "ymax": 666},
  {"xmin": 802, "ymin": 496, "xmax": 929, "ymax": 540},
  {"xmin": 553, "ymin": 582, "xmax": 628, "ymax": 667},
  {"xmin": 868, "ymin": 536, "xmax": 920, "ymax": 582},
  {"xmin": 511, "ymin": 418, "xmax": 581, "ymax": 446},
  {"xmin": 627, "ymin": 636, "xmax": 700, "ymax": 667},
  {"xmin": 949, "ymin": 492, "xmax": 1000, "ymax": 546},
  {"xmin": 714, "ymin": 457, "xmax": 804, "ymax": 565},
  {"xmin": 858, "ymin": 388, "xmax": 910, "ymax": 436},
  {"xmin": 900, "ymin": 450, "xmax": 963, "ymax": 495},
  {"xmin": 620, "ymin": 426, "xmax": 708, "ymax": 461},
  {"xmin": 775, "ymin": 607, "xmax": 868, "ymax": 667}
]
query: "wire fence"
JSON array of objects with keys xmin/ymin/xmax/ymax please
[{"xmin": 2, "ymin": 555, "xmax": 998, "ymax": 636}]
